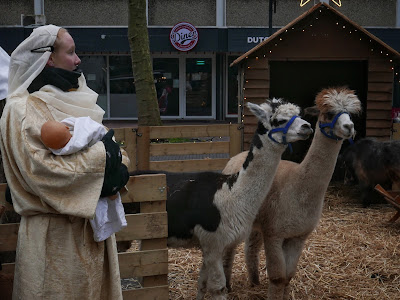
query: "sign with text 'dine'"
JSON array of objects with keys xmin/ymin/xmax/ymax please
[{"xmin": 170, "ymin": 22, "xmax": 199, "ymax": 52}]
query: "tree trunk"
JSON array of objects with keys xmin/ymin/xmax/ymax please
[{"xmin": 128, "ymin": 0, "xmax": 162, "ymax": 126}]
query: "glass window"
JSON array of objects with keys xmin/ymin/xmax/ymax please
[
  {"xmin": 186, "ymin": 58, "xmax": 212, "ymax": 116},
  {"xmin": 153, "ymin": 58, "xmax": 179, "ymax": 116},
  {"xmin": 109, "ymin": 56, "xmax": 138, "ymax": 118},
  {"xmin": 79, "ymin": 56, "xmax": 108, "ymax": 117},
  {"xmin": 227, "ymin": 56, "xmax": 239, "ymax": 116}
]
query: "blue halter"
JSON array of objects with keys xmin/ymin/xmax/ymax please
[
  {"xmin": 319, "ymin": 111, "xmax": 354, "ymax": 144},
  {"xmin": 268, "ymin": 115, "xmax": 299, "ymax": 153}
]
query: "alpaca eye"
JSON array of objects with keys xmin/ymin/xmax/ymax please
[
  {"xmin": 272, "ymin": 119, "xmax": 287, "ymax": 127},
  {"xmin": 326, "ymin": 112, "xmax": 334, "ymax": 119}
]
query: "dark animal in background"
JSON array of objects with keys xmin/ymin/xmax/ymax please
[{"xmin": 340, "ymin": 137, "xmax": 400, "ymax": 207}]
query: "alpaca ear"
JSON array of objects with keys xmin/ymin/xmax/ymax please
[
  {"xmin": 304, "ymin": 106, "xmax": 320, "ymax": 117},
  {"xmin": 247, "ymin": 102, "xmax": 272, "ymax": 122}
]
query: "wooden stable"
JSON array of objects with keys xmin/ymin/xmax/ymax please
[
  {"xmin": 232, "ymin": 2, "xmax": 400, "ymax": 150},
  {"xmin": 0, "ymin": 174, "xmax": 168, "ymax": 300},
  {"xmin": 113, "ymin": 124, "xmax": 242, "ymax": 172}
]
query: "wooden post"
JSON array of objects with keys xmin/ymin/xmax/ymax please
[
  {"xmin": 136, "ymin": 126, "xmax": 150, "ymax": 171},
  {"xmin": 124, "ymin": 128, "xmax": 137, "ymax": 172},
  {"xmin": 229, "ymin": 124, "xmax": 242, "ymax": 157}
]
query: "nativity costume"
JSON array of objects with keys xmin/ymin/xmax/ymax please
[{"xmin": 0, "ymin": 25, "xmax": 128, "ymax": 300}]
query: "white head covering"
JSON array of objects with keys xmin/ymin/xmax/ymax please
[
  {"xmin": 8, "ymin": 25, "xmax": 60, "ymax": 98},
  {"xmin": 6, "ymin": 25, "xmax": 105, "ymax": 123},
  {"xmin": 0, "ymin": 46, "xmax": 10, "ymax": 100}
]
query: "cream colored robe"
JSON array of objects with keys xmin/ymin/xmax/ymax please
[{"xmin": 0, "ymin": 78, "xmax": 126, "ymax": 300}]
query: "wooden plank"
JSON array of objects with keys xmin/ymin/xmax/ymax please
[
  {"xmin": 149, "ymin": 159, "xmax": 229, "ymax": 172},
  {"xmin": 368, "ymin": 72, "xmax": 393, "ymax": 83},
  {"xmin": 368, "ymin": 82, "xmax": 393, "ymax": 93},
  {"xmin": 366, "ymin": 100, "xmax": 392, "ymax": 110},
  {"xmin": 122, "ymin": 285, "xmax": 169, "ymax": 300},
  {"xmin": 244, "ymin": 123, "xmax": 257, "ymax": 135},
  {"xmin": 366, "ymin": 110, "xmax": 392, "ymax": 119},
  {"xmin": 124, "ymin": 128, "xmax": 137, "ymax": 172},
  {"xmin": 229, "ymin": 124, "xmax": 242, "ymax": 156},
  {"xmin": 115, "ymin": 212, "xmax": 167, "ymax": 241},
  {"xmin": 244, "ymin": 79, "xmax": 269, "ymax": 89},
  {"xmin": 368, "ymin": 61, "xmax": 393, "ymax": 73},
  {"xmin": 113, "ymin": 128, "xmax": 137, "ymax": 171},
  {"xmin": 245, "ymin": 69, "xmax": 270, "ymax": 80},
  {"xmin": 244, "ymin": 88, "xmax": 269, "ymax": 98},
  {"xmin": 366, "ymin": 119, "xmax": 392, "ymax": 128},
  {"xmin": 140, "ymin": 201, "xmax": 166, "ymax": 214},
  {"xmin": 246, "ymin": 57, "xmax": 268, "ymax": 69},
  {"xmin": 140, "ymin": 238, "xmax": 167, "ymax": 251},
  {"xmin": 118, "ymin": 249, "xmax": 168, "ymax": 278},
  {"xmin": 0, "ymin": 223, "xmax": 19, "ymax": 251},
  {"xmin": 142, "ymin": 275, "xmax": 168, "ymax": 288},
  {"xmin": 367, "ymin": 91, "xmax": 392, "ymax": 101},
  {"xmin": 366, "ymin": 128, "xmax": 391, "ymax": 137},
  {"xmin": 0, "ymin": 262, "xmax": 15, "ymax": 276},
  {"xmin": 137, "ymin": 127, "xmax": 151, "ymax": 170},
  {"xmin": 150, "ymin": 141, "xmax": 229, "ymax": 156},
  {"xmin": 148, "ymin": 125, "xmax": 230, "ymax": 139},
  {"xmin": 123, "ymin": 174, "xmax": 167, "ymax": 204}
]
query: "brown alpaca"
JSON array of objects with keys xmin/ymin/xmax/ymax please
[{"xmin": 222, "ymin": 87, "xmax": 362, "ymax": 300}]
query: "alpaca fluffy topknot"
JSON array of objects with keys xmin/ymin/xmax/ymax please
[{"xmin": 315, "ymin": 87, "xmax": 362, "ymax": 115}]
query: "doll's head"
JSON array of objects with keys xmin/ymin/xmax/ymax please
[{"xmin": 41, "ymin": 120, "xmax": 72, "ymax": 149}]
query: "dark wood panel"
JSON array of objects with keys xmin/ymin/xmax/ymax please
[{"xmin": 245, "ymin": 69, "xmax": 270, "ymax": 80}]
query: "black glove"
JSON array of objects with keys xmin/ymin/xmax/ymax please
[
  {"xmin": 100, "ymin": 130, "xmax": 129, "ymax": 197},
  {"xmin": 101, "ymin": 129, "xmax": 122, "ymax": 171}
]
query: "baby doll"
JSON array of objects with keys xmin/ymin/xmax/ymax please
[{"xmin": 40, "ymin": 117, "xmax": 127, "ymax": 241}]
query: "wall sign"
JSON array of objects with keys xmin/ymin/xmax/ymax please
[
  {"xmin": 170, "ymin": 22, "xmax": 199, "ymax": 52},
  {"xmin": 247, "ymin": 36, "xmax": 269, "ymax": 44}
]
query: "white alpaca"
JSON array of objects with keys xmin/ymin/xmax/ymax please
[
  {"xmin": 222, "ymin": 87, "xmax": 362, "ymax": 300},
  {"xmin": 166, "ymin": 99, "xmax": 313, "ymax": 300}
]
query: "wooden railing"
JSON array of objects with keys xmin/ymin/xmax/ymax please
[
  {"xmin": 114, "ymin": 124, "xmax": 242, "ymax": 173},
  {"xmin": 0, "ymin": 174, "xmax": 168, "ymax": 300}
]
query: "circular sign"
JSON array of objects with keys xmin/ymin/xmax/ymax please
[{"xmin": 170, "ymin": 22, "xmax": 199, "ymax": 52}]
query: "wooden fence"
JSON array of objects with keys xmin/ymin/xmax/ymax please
[
  {"xmin": 0, "ymin": 123, "xmax": 242, "ymax": 299},
  {"xmin": 0, "ymin": 174, "xmax": 168, "ymax": 300},
  {"xmin": 114, "ymin": 124, "xmax": 242, "ymax": 172}
]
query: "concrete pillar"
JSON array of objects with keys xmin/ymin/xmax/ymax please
[{"xmin": 216, "ymin": 0, "xmax": 226, "ymax": 27}]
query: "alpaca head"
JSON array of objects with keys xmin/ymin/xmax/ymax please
[
  {"xmin": 311, "ymin": 87, "xmax": 362, "ymax": 140},
  {"xmin": 247, "ymin": 98, "xmax": 313, "ymax": 145}
]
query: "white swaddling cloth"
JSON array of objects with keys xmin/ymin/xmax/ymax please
[{"xmin": 49, "ymin": 116, "xmax": 127, "ymax": 242}]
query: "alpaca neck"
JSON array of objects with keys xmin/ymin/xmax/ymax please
[
  {"xmin": 300, "ymin": 122, "xmax": 343, "ymax": 183},
  {"xmin": 229, "ymin": 134, "xmax": 285, "ymax": 215}
]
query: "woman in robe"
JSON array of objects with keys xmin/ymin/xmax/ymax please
[{"xmin": 0, "ymin": 25, "xmax": 129, "ymax": 300}]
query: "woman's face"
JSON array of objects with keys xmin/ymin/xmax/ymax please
[{"xmin": 48, "ymin": 31, "xmax": 81, "ymax": 71}]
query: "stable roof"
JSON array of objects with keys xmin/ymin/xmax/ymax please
[{"xmin": 231, "ymin": 2, "xmax": 400, "ymax": 66}]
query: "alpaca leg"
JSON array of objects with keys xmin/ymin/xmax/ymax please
[
  {"xmin": 223, "ymin": 245, "xmax": 236, "ymax": 292},
  {"xmin": 264, "ymin": 238, "xmax": 286, "ymax": 300},
  {"xmin": 196, "ymin": 261, "xmax": 208, "ymax": 300},
  {"xmin": 245, "ymin": 229, "xmax": 263, "ymax": 286},
  {"xmin": 204, "ymin": 251, "xmax": 228, "ymax": 300},
  {"xmin": 282, "ymin": 237, "xmax": 306, "ymax": 300}
]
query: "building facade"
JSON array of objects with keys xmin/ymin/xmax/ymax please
[{"xmin": 1, "ymin": 0, "xmax": 400, "ymax": 122}]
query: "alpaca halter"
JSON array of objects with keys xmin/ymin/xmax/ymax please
[
  {"xmin": 319, "ymin": 112, "xmax": 354, "ymax": 144},
  {"xmin": 268, "ymin": 115, "xmax": 299, "ymax": 153}
]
